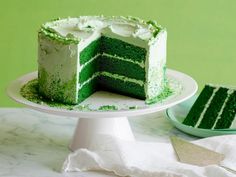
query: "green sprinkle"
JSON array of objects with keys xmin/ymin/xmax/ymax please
[
  {"xmin": 98, "ymin": 105, "xmax": 118, "ymax": 111},
  {"xmin": 153, "ymin": 30, "xmax": 159, "ymax": 38},
  {"xmin": 21, "ymin": 79, "xmax": 75, "ymax": 110},
  {"xmin": 126, "ymin": 16, "xmax": 142, "ymax": 22},
  {"xmin": 74, "ymin": 104, "xmax": 92, "ymax": 111},
  {"xmin": 146, "ymin": 20, "xmax": 160, "ymax": 29},
  {"xmin": 129, "ymin": 105, "xmax": 138, "ymax": 110},
  {"xmin": 50, "ymin": 17, "xmax": 61, "ymax": 22},
  {"xmin": 39, "ymin": 26, "xmax": 80, "ymax": 45},
  {"xmin": 146, "ymin": 85, "xmax": 174, "ymax": 105},
  {"xmin": 21, "ymin": 79, "xmax": 119, "ymax": 111}
]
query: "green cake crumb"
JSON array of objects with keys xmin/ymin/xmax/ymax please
[
  {"xmin": 129, "ymin": 106, "xmax": 138, "ymax": 110},
  {"xmin": 21, "ymin": 80, "xmax": 119, "ymax": 111},
  {"xmin": 146, "ymin": 85, "xmax": 174, "ymax": 105},
  {"xmin": 21, "ymin": 79, "xmax": 74, "ymax": 110},
  {"xmin": 74, "ymin": 104, "xmax": 92, "ymax": 111},
  {"xmin": 20, "ymin": 78, "xmax": 177, "ymax": 111},
  {"xmin": 98, "ymin": 105, "xmax": 118, "ymax": 111}
]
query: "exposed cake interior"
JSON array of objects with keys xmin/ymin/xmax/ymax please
[{"xmin": 78, "ymin": 36, "xmax": 147, "ymax": 103}]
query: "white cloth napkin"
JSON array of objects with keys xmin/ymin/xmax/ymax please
[{"xmin": 62, "ymin": 135, "xmax": 236, "ymax": 177}]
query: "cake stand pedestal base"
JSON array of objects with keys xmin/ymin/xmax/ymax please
[{"xmin": 69, "ymin": 117, "xmax": 135, "ymax": 151}]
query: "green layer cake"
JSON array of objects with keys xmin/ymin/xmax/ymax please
[
  {"xmin": 38, "ymin": 16, "xmax": 167, "ymax": 104},
  {"xmin": 183, "ymin": 85, "xmax": 236, "ymax": 129}
]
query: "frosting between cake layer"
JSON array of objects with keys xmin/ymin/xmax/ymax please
[
  {"xmin": 79, "ymin": 53, "xmax": 145, "ymax": 72},
  {"xmin": 79, "ymin": 71, "xmax": 144, "ymax": 89},
  {"xmin": 101, "ymin": 53, "xmax": 145, "ymax": 68}
]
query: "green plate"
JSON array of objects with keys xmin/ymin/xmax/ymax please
[{"xmin": 166, "ymin": 95, "xmax": 236, "ymax": 138}]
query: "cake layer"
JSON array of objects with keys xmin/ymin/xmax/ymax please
[
  {"xmin": 78, "ymin": 78, "xmax": 98, "ymax": 103},
  {"xmin": 99, "ymin": 55, "xmax": 145, "ymax": 80},
  {"xmin": 101, "ymin": 36, "xmax": 146, "ymax": 62},
  {"xmin": 99, "ymin": 75, "xmax": 145, "ymax": 99},
  {"xmin": 80, "ymin": 38, "xmax": 101, "ymax": 65}
]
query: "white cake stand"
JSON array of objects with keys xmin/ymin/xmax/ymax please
[{"xmin": 7, "ymin": 69, "xmax": 197, "ymax": 151}]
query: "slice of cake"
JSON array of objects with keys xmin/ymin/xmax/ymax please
[
  {"xmin": 38, "ymin": 16, "xmax": 167, "ymax": 104},
  {"xmin": 183, "ymin": 84, "xmax": 236, "ymax": 129}
]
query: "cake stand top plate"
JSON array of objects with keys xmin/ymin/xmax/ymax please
[{"xmin": 7, "ymin": 69, "xmax": 197, "ymax": 118}]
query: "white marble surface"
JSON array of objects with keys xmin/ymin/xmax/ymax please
[{"xmin": 0, "ymin": 108, "xmax": 197, "ymax": 177}]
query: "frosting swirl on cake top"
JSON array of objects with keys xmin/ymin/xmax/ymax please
[{"xmin": 40, "ymin": 16, "xmax": 164, "ymax": 45}]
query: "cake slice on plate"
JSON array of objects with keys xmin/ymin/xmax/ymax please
[{"xmin": 183, "ymin": 84, "xmax": 236, "ymax": 129}]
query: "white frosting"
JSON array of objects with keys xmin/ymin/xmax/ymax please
[
  {"xmin": 38, "ymin": 38, "xmax": 78, "ymax": 83},
  {"xmin": 44, "ymin": 16, "xmax": 152, "ymax": 40},
  {"xmin": 43, "ymin": 16, "xmax": 156, "ymax": 50},
  {"xmin": 145, "ymin": 30, "xmax": 167, "ymax": 99},
  {"xmin": 110, "ymin": 23, "xmax": 136, "ymax": 37},
  {"xmin": 38, "ymin": 37, "xmax": 79, "ymax": 103}
]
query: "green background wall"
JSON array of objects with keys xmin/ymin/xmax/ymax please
[{"xmin": 0, "ymin": 0, "xmax": 235, "ymax": 107}]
